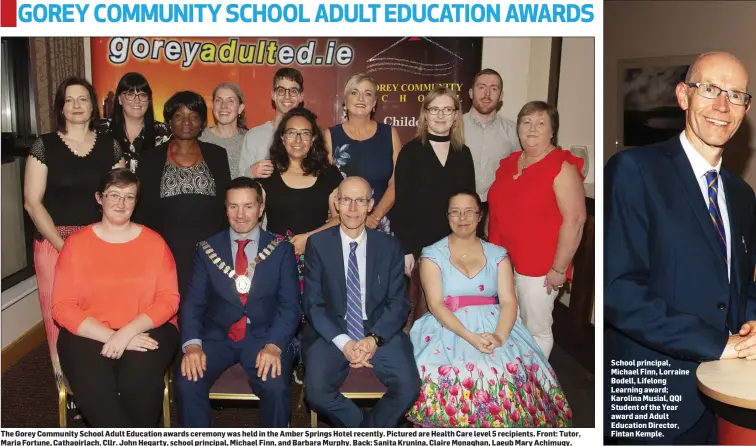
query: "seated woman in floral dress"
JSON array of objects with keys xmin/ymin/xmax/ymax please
[{"xmin": 407, "ymin": 190, "xmax": 572, "ymax": 428}]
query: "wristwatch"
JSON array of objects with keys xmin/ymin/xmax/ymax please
[{"xmin": 366, "ymin": 332, "xmax": 384, "ymax": 347}]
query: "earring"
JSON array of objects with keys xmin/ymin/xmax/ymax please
[{"xmin": 342, "ymin": 103, "xmax": 348, "ymax": 121}]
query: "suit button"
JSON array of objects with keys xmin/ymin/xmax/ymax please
[{"xmin": 717, "ymin": 302, "xmax": 726, "ymax": 309}]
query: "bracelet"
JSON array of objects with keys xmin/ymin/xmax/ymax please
[{"xmin": 550, "ymin": 266, "xmax": 566, "ymax": 275}]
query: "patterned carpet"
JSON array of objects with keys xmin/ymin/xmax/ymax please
[{"xmin": 1, "ymin": 341, "xmax": 594, "ymax": 428}]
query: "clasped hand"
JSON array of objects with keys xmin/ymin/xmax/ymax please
[
  {"xmin": 342, "ymin": 338, "xmax": 377, "ymax": 368},
  {"xmin": 101, "ymin": 329, "xmax": 158, "ymax": 359},
  {"xmin": 722, "ymin": 321, "xmax": 756, "ymax": 360},
  {"xmin": 466, "ymin": 332, "xmax": 504, "ymax": 354}
]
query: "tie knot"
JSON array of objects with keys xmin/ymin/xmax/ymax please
[
  {"xmin": 349, "ymin": 241, "xmax": 358, "ymax": 252},
  {"xmin": 706, "ymin": 170, "xmax": 719, "ymax": 185},
  {"xmin": 236, "ymin": 239, "xmax": 252, "ymax": 250}
]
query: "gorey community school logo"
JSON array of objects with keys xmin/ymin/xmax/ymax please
[{"xmin": 366, "ymin": 37, "xmax": 463, "ymax": 76}]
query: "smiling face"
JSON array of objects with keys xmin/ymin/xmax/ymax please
[
  {"xmin": 518, "ymin": 111, "xmax": 553, "ymax": 153},
  {"xmin": 335, "ymin": 177, "xmax": 374, "ymax": 231},
  {"xmin": 425, "ymin": 94, "xmax": 458, "ymax": 136},
  {"xmin": 97, "ymin": 183, "xmax": 138, "ymax": 225},
  {"xmin": 63, "ymin": 85, "xmax": 94, "ymax": 126},
  {"xmin": 676, "ymin": 53, "xmax": 751, "ymax": 152},
  {"xmin": 120, "ymin": 89, "xmax": 149, "ymax": 120},
  {"xmin": 213, "ymin": 87, "xmax": 245, "ymax": 126},
  {"xmin": 226, "ymin": 187, "xmax": 264, "ymax": 236},
  {"xmin": 345, "ymin": 80, "xmax": 377, "ymax": 119},
  {"xmin": 448, "ymin": 193, "xmax": 481, "ymax": 238},
  {"xmin": 272, "ymin": 78, "xmax": 302, "ymax": 115},
  {"xmin": 282, "ymin": 115, "xmax": 313, "ymax": 161},
  {"xmin": 170, "ymin": 105, "xmax": 203, "ymax": 140},
  {"xmin": 469, "ymin": 73, "xmax": 502, "ymax": 115}
]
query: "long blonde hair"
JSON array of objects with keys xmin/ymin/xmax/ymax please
[{"xmin": 416, "ymin": 86, "xmax": 464, "ymax": 150}]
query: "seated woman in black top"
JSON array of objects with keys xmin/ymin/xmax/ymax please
[
  {"xmin": 393, "ymin": 86, "xmax": 476, "ymax": 276},
  {"xmin": 257, "ymin": 107, "xmax": 342, "ymax": 290},
  {"xmin": 135, "ymin": 91, "xmax": 231, "ymax": 299}
]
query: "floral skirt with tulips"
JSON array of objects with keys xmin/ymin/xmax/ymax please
[{"xmin": 407, "ymin": 304, "xmax": 573, "ymax": 428}]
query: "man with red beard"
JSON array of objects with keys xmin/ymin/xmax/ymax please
[{"xmin": 463, "ymin": 69, "xmax": 520, "ymax": 239}]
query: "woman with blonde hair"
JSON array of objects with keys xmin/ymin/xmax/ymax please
[
  {"xmin": 393, "ymin": 86, "xmax": 476, "ymax": 278},
  {"xmin": 324, "ymin": 73, "xmax": 402, "ymax": 233}
]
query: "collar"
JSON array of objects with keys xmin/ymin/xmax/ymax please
[
  {"xmin": 679, "ymin": 131, "xmax": 722, "ymax": 179},
  {"xmin": 465, "ymin": 109, "xmax": 498, "ymax": 128},
  {"xmin": 340, "ymin": 226, "xmax": 367, "ymax": 246},
  {"xmin": 230, "ymin": 225, "xmax": 261, "ymax": 243}
]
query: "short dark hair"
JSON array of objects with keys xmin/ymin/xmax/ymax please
[
  {"xmin": 273, "ymin": 68, "xmax": 304, "ymax": 92},
  {"xmin": 448, "ymin": 189, "xmax": 483, "ymax": 211},
  {"xmin": 163, "ymin": 91, "xmax": 208, "ymax": 131},
  {"xmin": 226, "ymin": 177, "xmax": 264, "ymax": 206},
  {"xmin": 111, "ymin": 72, "xmax": 158, "ymax": 152},
  {"xmin": 516, "ymin": 101, "xmax": 560, "ymax": 146},
  {"xmin": 472, "ymin": 68, "xmax": 503, "ymax": 88},
  {"xmin": 54, "ymin": 77, "xmax": 100, "ymax": 133},
  {"xmin": 97, "ymin": 168, "xmax": 140, "ymax": 197},
  {"xmin": 269, "ymin": 107, "xmax": 329, "ymax": 176}
]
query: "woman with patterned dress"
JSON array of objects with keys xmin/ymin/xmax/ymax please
[
  {"xmin": 135, "ymin": 91, "xmax": 231, "ymax": 299},
  {"xmin": 407, "ymin": 190, "xmax": 572, "ymax": 428},
  {"xmin": 324, "ymin": 73, "xmax": 401, "ymax": 233},
  {"xmin": 24, "ymin": 77, "xmax": 125, "ymax": 379},
  {"xmin": 98, "ymin": 72, "xmax": 171, "ymax": 173},
  {"xmin": 198, "ymin": 82, "xmax": 248, "ymax": 178}
]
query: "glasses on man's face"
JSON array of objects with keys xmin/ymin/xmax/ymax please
[
  {"xmin": 447, "ymin": 209, "xmax": 480, "ymax": 219},
  {"xmin": 284, "ymin": 129, "xmax": 313, "ymax": 141},
  {"xmin": 426, "ymin": 106, "xmax": 457, "ymax": 116},
  {"xmin": 123, "ymin": 91, "xmax": 149, "ymax": 103},
  {"xmin": 274, "ymin": 86, "xmax": 301, "ymax": 97},
  {"xmin": 686, "ymin": 83, "xmax": 752, "ymax": 106},
  {"xmin": 103, "ymin": 192, "xmax": 136, "ymax": 204},
  {"xmin": 338, "ymin": 197, "xmax": 370, "ymax": 207}
]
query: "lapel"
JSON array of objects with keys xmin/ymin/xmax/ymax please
[
  {"xmin": 365, "ymin": 229, "xmax": 379, "ymax": 316},
  {"xmin": 326, "ymin": 227, "xmax": 347, "ymax": 313},
  {"xmin": 209, "ymin": 230, "xmax": 243, "ymax": 309},
  {"xmin": 721, "ymin": 169, "xmax": 745, "ymax": 320},
  {"xmin": 249, "ymin": 229, "xmax": 274, "ymax": 299},
  {"xmin": 665, "ymin": 140, "xmax": 728, "ymax": 283}
]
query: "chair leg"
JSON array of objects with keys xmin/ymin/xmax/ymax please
[
  {"xmin": 310, "ymin": 410, "xmax": 317, "ymax": 428},
  {"xmin": 58, "ymin": 387, "xmax": 67, "ymax": 428},
  {"xmin": 163, "ymin": 372, "xmax": 171, "ymax": 428}
]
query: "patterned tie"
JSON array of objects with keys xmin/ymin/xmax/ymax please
[
  {"xmin": 705, "ymin": 170, "xmax": 727, "ymax": 266},
  {"xmin": 228, "ymin": 239, "xmax": 252, "ymax": 342},
  {"xmin": 346, "ymin": 241, "xmax": 364, "ymax": 341}
]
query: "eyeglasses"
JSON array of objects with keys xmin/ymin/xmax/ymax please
[
  {"xmin": 274, "ymin": 87, "xmax": 301, "ymax": 97},
  {"xmin": 426, "ymin": 106, "xmax": 457, "ymax": 116},
  {"xmin": 686, "ymin": 83, "xmax": 752, "ymax": 106},
  {"xmin": 122, "ymin": 91, "xmax": 149, "ymax": 103},
  {"xmin": 284, "ymin": 129, "xmax": 313, "ymax": 141},
  {"xmin": 103, "ymin": 192, "xmax": 136, "ymax": 203},
  {"xmin": 447, "ymin": 209, "xmax": 480, "ymax": 219},
  {"xmin": 338, "ymin": 197, "xmax": 370, "ymax": 207}
]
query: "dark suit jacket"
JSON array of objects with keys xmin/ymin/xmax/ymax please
[
  {"xmin": 604, "ymin": 136, "xmax": 756, "ymax": 436},
  {"xmin": 301, "ymin": 226, "xmax": 409, "ymax": 352},
  {"xmin": 179, "ymin": 228, "xmax": 301, "ymax": 351}
]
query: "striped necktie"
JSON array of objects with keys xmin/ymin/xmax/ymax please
[
  {"xmin": 346, "ymin": 241, "xmax": 364, "ymax": 341},
  {"xmin": 705, "ymin": 170, "xmax": 727, "ymax": 265}
]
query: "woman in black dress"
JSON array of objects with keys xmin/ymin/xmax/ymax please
[
  {"xmin": 135, "ymin": 91, "xmax": 231, "ymax": 299},
  {"xmin": 98, "ymin": 72, "xmax": 171, "ymax": 172}
]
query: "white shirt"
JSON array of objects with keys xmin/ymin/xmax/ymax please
[
  {"xmin": 679, "ymin": 132, "xmax": 731, "ymax": 281},
  {"xmin": 332, "ymin": 227, "xmax": 368, "ymax": 352}
]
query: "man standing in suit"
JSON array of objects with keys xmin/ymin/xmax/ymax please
[
  {"xmin": 605, "ymin": 52, "xmax": 756, "ymax": 444},
  {"xmin": 303, "ymin": 176, "xmax": 421, "ymax": 428},
  {"xmin": 176, "ymin": 177, "xmax": 300, "ymax": 427}
]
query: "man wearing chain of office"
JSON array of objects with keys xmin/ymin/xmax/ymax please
[{"xmin": 175, "ymin": 176, "xmax": 301, "ymax": 427}]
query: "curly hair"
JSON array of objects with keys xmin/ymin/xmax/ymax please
[{"xmin": 268, "ymin": 107, "xmax": 330, "ymax": 177}]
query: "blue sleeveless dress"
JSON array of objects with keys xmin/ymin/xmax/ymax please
[
  {"xmin": 408, "ymin": 238, "xmax": 573, "ymax": 428},
  {"xmin": 330, "ymin": 122, "xmax": 394, "ymax": 233}
]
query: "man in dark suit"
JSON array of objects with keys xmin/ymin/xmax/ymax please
[
  {"xmin": 302, "ymin": 176, "xmax": 421, "ymax": 428},
  {"xmin": 605, "ymin": 52, "xmax": 756, "ymax": 444},
  {"xmin": 175, "ymin": 177, "xmax": 300, "ymax": 427}
]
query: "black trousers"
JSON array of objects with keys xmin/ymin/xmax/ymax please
[{"xmin": 58, "ymin": 323, "xmax": 179, "ymax": 427}]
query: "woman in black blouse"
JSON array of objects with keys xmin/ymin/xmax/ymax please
[
  {"xmin": 258, "ymin": 107, "xmax": 341, "ymax": 262},
  {"xmin": 393, "ymin": 86, "xmax": 476, "ymax": 276},
  {"xmin": 99, "ymin": 72, "xmax": 171, "ymax": 172},
  {"xmin": 24, "ymin": 76, "xmax": 125, "ymax": 379},
  {"xmin": 135, "ymin": 91, "xmax": 230, "ymax": 299}
]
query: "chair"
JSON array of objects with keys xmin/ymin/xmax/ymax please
[
  {"xmin": 58, "ymin": 372, "xmax": 171, "ymax": 428},
  {"xmin": 309, "ymin": 367, "xmax": 387, "ymax": 427}
]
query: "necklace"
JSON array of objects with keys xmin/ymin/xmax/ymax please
[
  {"xmin": 513, "ymin": 147, "xmax": 554, "ymax": 179},
  {"xmin": 200, "ymin": 238, "xmax": 285, "ymax": 293}
]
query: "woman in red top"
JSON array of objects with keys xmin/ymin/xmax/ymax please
[
  {"xmin": 487, "ymin": 101, "xmax": 586, "ymax": 358},
  {"xmin": 52, "ymin": 168, "xmax": 179, "ymax": 427}
]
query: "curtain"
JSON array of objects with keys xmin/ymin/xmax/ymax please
[{"xmin": 30, "ymin": 37, "xmax": 86, "ymax": 135}]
